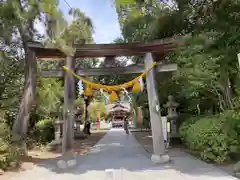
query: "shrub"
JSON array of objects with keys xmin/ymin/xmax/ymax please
[
  {"xmin": 179, "ymin": 111, "xmax": 240, "ymax": 163},
  {"xmin": 179, "ymin": 116, "xmax": 201, "ymax": 139},
  {"xmin": 0, "ymin": 121, "xmax": 23, "ymax": 170},
  {"xmin": 0, "ymin": 144, "xmax": 23, "ymax": 170},
  {"xmin": 35, "ymin": 119, "xmax": 55, "ymax": 143},
  {"xmin": 0, "ymin": 122, "xmax": 9, "ymax": 137}
]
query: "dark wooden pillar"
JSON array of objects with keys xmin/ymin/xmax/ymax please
[
  {"xmin": 62, "ymin": 56, "xmax": 75, "ymax": 153},
  {"xmin": 84, "ymin": 96, "xmax": 89, "ymax": 122},
  {"xmin": 12, "ymin": 48, "xmax": 37, "ymax": 139},
  {"xmin": 83, "ymin": 96, "xmax": 91, "ymax": 132}
]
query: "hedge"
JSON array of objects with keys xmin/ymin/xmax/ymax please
[{"xmin": 179, "ymin": 110, "xmax": 240, "ymax": 163}]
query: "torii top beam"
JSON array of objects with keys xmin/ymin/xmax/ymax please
[{"xmin": 27, "ymin": 39, "xmax": 178, "ymax": 59}]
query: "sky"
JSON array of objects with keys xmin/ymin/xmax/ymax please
[{"xmin": 38, "ymin": 0, "xmax": 122, "ymax": 44}]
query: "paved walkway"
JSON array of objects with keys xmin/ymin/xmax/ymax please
[{"xmin": 9, "ymin": 129, "xmax": 238, "ymax": 180}]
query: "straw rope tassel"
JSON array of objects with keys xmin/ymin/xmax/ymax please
[
  {"xmin": 132, "ymin": 80, "xmax": 141, "ymax": 93},
  {"xmin": 109, "ymin": 91, "xmax": 118, "ymax": 102},
  {"xmin": 84, "ymin": 85, "xmax": 93, "ymax": 97}
]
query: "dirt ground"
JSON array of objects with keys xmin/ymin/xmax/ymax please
[
  {"xmin": 131, "ymin": 130, "xmax": 154, "ymax": 153},
  {"xmin": 1, "ymin": 129, "xmax": 108, "ymax": 179},
  {"xmin": 132, "ymin": 130, "xmax": 185, "ymax": 152}
]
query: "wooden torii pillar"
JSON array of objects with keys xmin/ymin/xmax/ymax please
[
  {"xmin": 12, "ymin": 47, "xmax": 37, "ymax": 140},
  {"xmin": 62, "ymin": 56, "xmax": 75, "ymax": 153},
  {"xmin": 144, "ymin": 52, "xmax": 170, "ymax": 163}
]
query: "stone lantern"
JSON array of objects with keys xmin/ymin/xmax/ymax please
[
  {"xmin": 75, "ymin": 108, "xmax": 82, "ymax": 131},
  {"xmin": 54, "ymin": 109, "xmax": 63, "ymax": 143},
  {"xmin": 164, "ymin": 95, "xmax": 179, "ymax": 138},
  {"xmin": 55, "ymin": 118, "xmax": 63, "ymax": 142}
]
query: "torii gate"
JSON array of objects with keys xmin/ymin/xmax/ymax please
[{"xmin": 15, "ymin": 39, "xmax": 178, "ymax": 163}]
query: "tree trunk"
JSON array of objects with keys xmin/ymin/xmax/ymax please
[{"xmin": 220, "ymin": 68, "xmax": 233, "ymax": 109}]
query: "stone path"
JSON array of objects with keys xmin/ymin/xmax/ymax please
[{"xmin": 8, "ymin": 129, "xmax": 238, "ymax": 180}]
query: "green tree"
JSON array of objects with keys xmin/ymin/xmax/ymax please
[
  {"xmin": 114, "ymin": 0, "xmax": 240, "ymax": 116},
  {"xmin": 88, "ymin": 101, "xmax": 107, "ymax": 122},
  {"xmin": 0, "ymin": 0, "xmax": 67, "ymax": 137},
  {"xmin": 37, "ymin": 78, "xmax": 64, "ymax": 118},
  {"xmin": 0, "ymin": 52, "xmax": 24, "ymax": 127}
]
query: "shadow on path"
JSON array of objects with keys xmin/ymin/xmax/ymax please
[{"xmin": 10, "ymin": 129, "xmax": 238, "ymax": 180}]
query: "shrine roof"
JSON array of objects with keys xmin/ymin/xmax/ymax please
[{"xmin": 27, "ymin": 39, "xmax": 178, "ymax": 59}]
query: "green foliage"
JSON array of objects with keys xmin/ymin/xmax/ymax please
[
  {"xmin": 0, "ymin": 144, "xmax": 23, "ymax": 170},
  {"xmin": 75, "ymin": 96, "xmax": 84, "ymax": 109},
  {"xmin": 115, "ymin": 0, "xmax": 240, "ymax": 116},
  {"xmin": 46, "ymin": 8, "xmax": 94, "ymax": 56},
  {"xmin": 35, "ymin": 119, "xmax": 55, "ymax": 143},
  {"xmin": 37, "ymin": 78, "xmax": 64, "ymax": 118},
  {"xmin": 61, "ymin": 11, "xmax": 93, "ymax": 45},
  {"xmin": 0, "ymin": 121, "xmax": 10, "ymax": 137},
  {"xmin": 179, "ymin": 111, "xmax": 240, "ymax": 163},
  {"xmin": 0, "ymin": 53, "xmax": 24, "ymax": 120},
  {"xmin": 0, "ymin": 119, "xmax": 23, "ymax": 170},
  {"xmin": 88, "ymin": 100, "xmax": 107, "ymax": 122}
]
